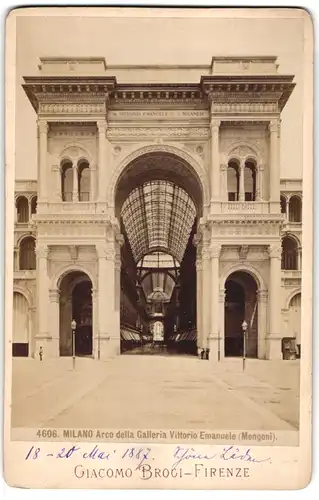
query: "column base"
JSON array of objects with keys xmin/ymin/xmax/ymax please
[
  {"xmin": 94, "ymin": 336, "xmax": 120, "ymax": 360},
  {"xmin": 35, "ymin": 336, "xmax": 60, "ymax": 359},
  {"xmin": 207, "ymin": 335, "xmax": 221, "ymax": 362},
  {"xmin": 265, "ymin": 335, "xmax": 282, "ymax": 360}
]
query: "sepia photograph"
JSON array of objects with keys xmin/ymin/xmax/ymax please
[{"xmin": 4, "ymin": 6, "xmax": 313, "ymax": 489}]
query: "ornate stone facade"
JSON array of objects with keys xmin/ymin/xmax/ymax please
[{"xmin": 13, "ymin": 56, "xmax": 302, "ymax": 361}]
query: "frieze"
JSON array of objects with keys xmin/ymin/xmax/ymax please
[
  {"xmin": 282, "ymin": 278, "xmax": 302, "ymax": 287},
  {"xmin": 108, "ymin": 110, "xmax": 209, "ymax": 120},
  {"xmin": 212, "ymin": 102, "xmax": 278, "ymax": 113},
  {"xmin": 107, "ymin": 127, "xmax": 210, "ymax": 139},
  {"xmin": 39, "ymin": 103, "xmax": 106, "ymax": 114}
]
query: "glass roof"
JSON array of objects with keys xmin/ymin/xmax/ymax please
[{"xmin": 121, "ymin": 180, "xmax": 196, "ymax": 263}]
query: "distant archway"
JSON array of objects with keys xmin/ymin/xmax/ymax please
[
  {"xmin": 59, "ymin": 271, "xmax": 93, "ymax": 356},
  {"xmin": 224, "ymin": 271, "xmax": 258, "ymax": 358},
  {"xmin": 13, "ymin": 292, "xmax": 29, "ymax": 356}
]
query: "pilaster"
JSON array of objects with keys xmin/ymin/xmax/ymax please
[
  {"xmin": 97, "ymin": 120, "xmax": 107, "ymax": 201},
  {"xmin": 208, "ymin": 244, "xmax": 221, "ymax": 362},
  {"xmin": 37, "ymin": 120, "xmax": 48, "ymax": 201},
  {"xmin": 266, "ymin": 244, "xmax": 282, "ymax": 359},
  {"xmin": 210, "ymin": 118, "xmax": 221, "ymax": 205},
  {"xmin": 269, "ymin": 119, "xmax": 281, "ymax": 210}
]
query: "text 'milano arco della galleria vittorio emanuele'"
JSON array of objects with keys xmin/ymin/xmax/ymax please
[{"xmin": 13, "ymin": 57, "xmax": 302, "ymax": 362}]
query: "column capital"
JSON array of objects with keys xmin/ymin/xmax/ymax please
[
  {"xmin": 96, "ymin": 243, "xmax": 115, "ymax": 260},
  {"xmin": 269, "ymin": 119, "xmax": 281, "ymax": 135},
  {"xmin": 258, "ymin": 289, "xmax": 268, "ymax": 302},
  {"xmin": 97, "ymin": 120, "xmax": 107, "ymax": 134},
  {"xmin": 35, "ymin": 243, "xmax": 48, "ymax": 259},
  {"xmin": 258, "ymin": 163, "xmax": 265, "ymax": 172},
  {"xmin": 210, "ymin": 243, "xmax": 221, "ymax": 259},
  {"xmin": 37, "ymin": 119, "xmax": 48, "ymax": 134},
  {"xmin": 219, "ymin": 288, "xmax": 225, "ymax": 303},
  {"xmin": 220, "ymin": 163, "xmax": 228, "ymax": 172},
  {"xmin": 268, "ymin": 244, "xmax": 282, "ymax": 260},
  {"xmin": 210, "ymin": 119, "xmax": 221, "ymax": 132},
  {"xmin": 202, "ymin": 244, "xmax": 211, "ymax": 261},
  {"xmin": 49, "ymin": 288, "xmax": 60, "ymax": 303},
  {"xmin": 52, "ymin": 164, "xmax": 61, "ymax": 172},
  {"xmin": 240, "ymin": 158, "xmax": 245, "ymax": 169},
  {"xmin": 196, "ymin": 259, "xmax": 203, "ymax": 272}
]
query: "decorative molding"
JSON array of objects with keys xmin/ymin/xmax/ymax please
[
  {"xmin": 69, "ymin": 245, "xmax": 78, "ymax": 260},
  {"xmin": 49, "ymin": 288, "xmax": 60, "ymax": 303},
  {"xmin": 35, "ymin": 244, "xmax": 49, "ymax": 259},
  {"xmin": 258, "ymin": 290, "xmax": 268, "ymax": 302},
  {"xmin": 212, "ymin": 102, "xmax": 277, "ymax": 113},
  {"xmin": 39, "ymin": 103, "xmax": 106, "ymax": 114},
  {"xmin": 268, "ymin": 244, "xmax": 282, "ymax": 259},
  {"xmin": 210, "ymin": 244, "xmax": 221, "ymax": 258},
  {"xmin": 108, "ymin": 110, "xmax": 209, "ymax": 120},
  {"xmin": 37, "ymin": 120, "xmax": 48, "ymax": 134},
  {"xmin": 239, "ymin": 245, "xmax": 249, "ymax": 260},
  {"xmin": 107, "ymin": 127, "xmax": 209, "ymax": 139}
]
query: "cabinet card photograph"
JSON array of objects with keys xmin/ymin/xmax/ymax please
[{"xmin": 4, "ymin": 6, "xmax": 313, "ymax": 490}]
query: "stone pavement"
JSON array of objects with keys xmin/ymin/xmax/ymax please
[{"xmin": 11, "ymin": 355, "xmax": 299, "ymax": 431}]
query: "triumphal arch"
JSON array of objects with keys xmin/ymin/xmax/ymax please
[{"xmin": 13, "ymin": 57, "xmax": 302, "ymax": 361}]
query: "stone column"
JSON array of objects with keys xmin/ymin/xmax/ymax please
[
  {"xmin": 297, "ymin": 247, "xmax": 302, "ymax": 271},
  {"xmin": 286, "ymin": 198, "xmax": 290, "ymax": 220},
  {"xmin": 210, "ymin": 119, "xmax": 221, "ymax": 202},
  {"xmin": 208, "ymin": 244, "xmax": 221, "ymax": 361},
  {"xmin": 35, "ymin": 244, "xmax": 50, "ymax": 356},
  {"xmin": 220, "ymin": 164, "xmax": 228, "ymax": 201},
  {"xmin": 14, "ymin": 247, "xmax": 19, "ymax": 271},
  {"xmin": 90, "ymin": 162, "xmax": 96, "ymax": 201},
  {"xmin": 257, "ymin": 289, "xmax": 268, "ymax": 359},
  {"xmin": 72, "ymin": 162, "xmax": 79, "ymax": 202},
  {"xmin": 37, "ymin": 120, "xmax": 48, "ymax": 201},
  {"xmin": 218, "ymin": 287, "xmax": 225, "ymax": 360},
  {"xmin": 52, "ymin": 164, "xmax": 62, "ymax": 201},
  {"xmin": 28, "ymin": 199, "xmax": 32, "ymax": 222},
  {"xmin": 97, "ymin": 243, "xmax": 120, "ymax": 358},
  {"xmin": 202, "ymin": 243, "xmax": 211, "ymax": 350},
  {"xmin": 49, "ymin": 289, "xmax": 60, "ymax": 357},
  {"xmin": 97, "ymin": 121, "xmax": 107, "ymax": 201},
  {"xmin": 266, "ymin": 244, "xmax": 282, "ymax": 359},
  {"xmin": 196, "ymin": 256, "xmax": 203, "ymax": 352},
  {"xmin": 256, "ymin": 164, "xmax": 264, "ymax": 201},
  {"xmin": 91, "ymin": 288, "xmax": 98, "ymax": 359},
  {"xmin": 239, "ymin": 159, "xmax": 245, "ymax": 201},
  {"xmin": 269, "ymin": 119, "xmax": 281, "ymax": 204}
]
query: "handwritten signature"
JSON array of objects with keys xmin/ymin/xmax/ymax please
[
  {"xmin": 25, "ymin": 444, "xmax": 271, "ymax": 470},
  {"xmin": 172, "ymin": 446, "xmax": 271, "ymax": 469}
]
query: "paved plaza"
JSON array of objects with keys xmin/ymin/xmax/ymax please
[{"xmin": 11, "ymin": 354, "xmax": 300, "ymax": 431}]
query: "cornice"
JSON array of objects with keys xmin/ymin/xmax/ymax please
[{"xmin": 23, "ymin": 73, "xmax": 295, "ymax": 113}]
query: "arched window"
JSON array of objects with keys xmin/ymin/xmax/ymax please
[
  {"xmin": 16, "ymin": 196, "xmax": 29, "ymax": 223},
  {"xmin": 289, "ymin": 195, "xmax": 302, "ymax": 222},
  {"xmin": 31, "ymin": 196, "xmax": 37, "ymax": 215},
  {"xmin": 281, "ymin": 236, "xmax": 298, "ymax": 270},
  {"xmin": 61, "ymin": 162, "xmax": 73, "ymax": 201},
  {"xmin": 280, "ymin": 195, "xmax": 287, "ymax": 215},
  {"xmin": 227, "ymin": 161, "xmax": 239, "ymax": 201},
  {"xmin": 244, "ymin": 161, "xmax": 257, "ymax": 201},
  {"xmin": 19, "ymin": 237, "xmax": 36, "ymax": 270},
  {"xmin": 78, "ymin": 161, "xmax": 90, "ymax": 201}
]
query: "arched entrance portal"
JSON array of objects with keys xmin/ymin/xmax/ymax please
[
  {"xmin": 288, "ymin": 292, "xmax": 301, "ymax": 354},
  {"xmin": 59, "ymin": 271, "xmax": 93, "ymax": 356},
  {"xmin": 115, "ymin": 152, "xmax": 203, "ymax": 356},
  {"xmin": 13, "ymin": 292, "xmax": 29, "ymax": 356},
  {"xmin": 224, "ymin": 271, "xmax": 258, "ymax": 358}
]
